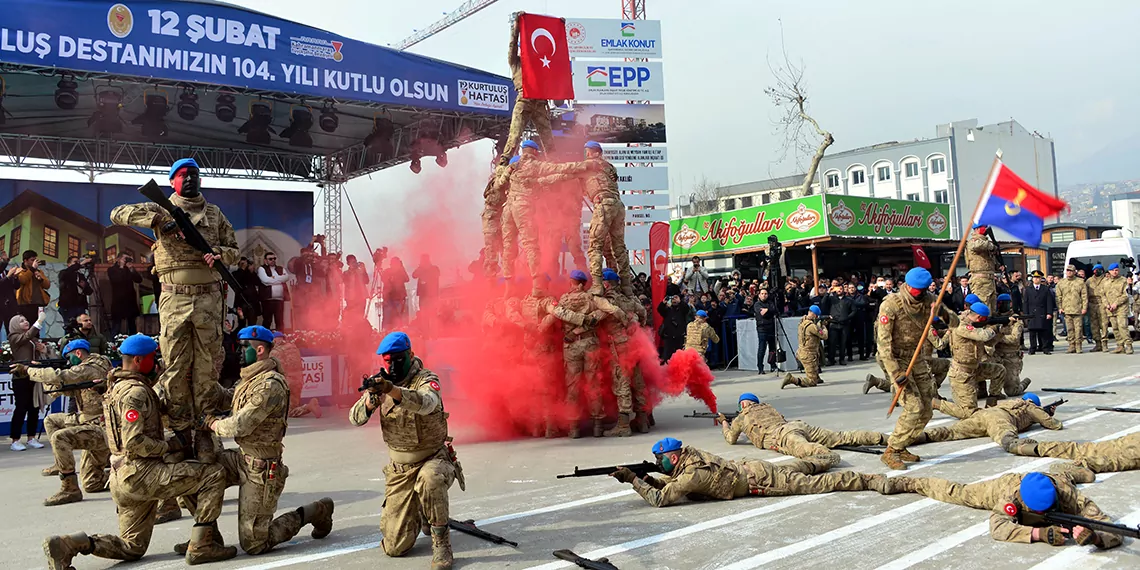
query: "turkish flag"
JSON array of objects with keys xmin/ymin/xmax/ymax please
[
  {"xmin": 518, "ymin": 13, "xmax": 574, "ymax": 100},
  {"xmin": 649, "ymin": 222, "xmax": 670, "ymax": 335},
  {"xmin": 912, "ymin": 245, "xmax": 931, "ymax": 269}
]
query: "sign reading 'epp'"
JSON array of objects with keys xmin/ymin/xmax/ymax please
[{"xmin": 572, "ymin": 61, "xmax": 664, "ymax": 101}]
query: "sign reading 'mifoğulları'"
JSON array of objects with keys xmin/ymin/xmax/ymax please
[
  {"xmin": 825, "ymin": 195, "xmax": 950, "ymax": 239},
  {"xmin": 670, "ymin": 197, "xmax": 826, "ymax": 256}
]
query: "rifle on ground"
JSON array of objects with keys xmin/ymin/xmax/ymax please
[
  {"xmin": 1019, "ymin": 510, "xmax": 1140, "ymax": 539},
  {"xmin": 1042, "ymin": 398, "xmax": 1067, "ymax": 416},
  {"xmin": 1041, "ymin": 388, "xmax": 1115, "ymax": 395},
  {"xmin": 1096, "ymin": 406, "xmax": 1140, "ymax": 414},
  {"xmin": 834, "ymin": 445, "xmax": 884, "ymax": 455},
  {"xmin": 448, "ymin": 519, "xmax": 517, "ymax": 547},
  {"xmin": 553, "ymin": 549, "xmax": 620, "ymax": 570},
  {"xmin": 556, "ymin": 460, "xmax": 662, "ymax": 479},
  {"xmin": 0, "ymin": 358, "xmax": 69, "ymax": 374},
  {"xmin": 44, "ymin": 380, "xmax": 105, "ymax": 395},
  {"xmin": 684, "ymin": 410, "xmax": 738, "ymax": 421},
  {"xmin": 138, "ymin": 179, "xmax": 251, "ymax": 311}
]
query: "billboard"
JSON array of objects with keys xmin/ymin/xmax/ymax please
[
  {"xmin": 566, "ymin": 104, "xmax": 666, "ymax": 143},
  {"xmin": 616, "ymin": 167, "xmax": 669, "ymax": 191},
  {"xmin": 670, "ymin": 196, "xmax": 827, "ymax": 256},
  {"xmin": 603, "ymin": 146, "xmax": 667, "ymax": 163},
  {"xmin": 565, "ymin": 18, "xmax": 663, "ymax": 58},
  {"xmin": 621, "ymin": 192, "xmax": 670, "ymax": 207},
  {"xmin": 824, "ymin": 195, "xmax": 951, "ymax": 239},
  {"xmin": 572, "ymin": 62, "xmax": 665, "ymax": 101}
]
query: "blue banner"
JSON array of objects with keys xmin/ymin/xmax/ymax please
[{"xmin": 0, "ymin": 0, "xmax": 513, "ymax": 115}]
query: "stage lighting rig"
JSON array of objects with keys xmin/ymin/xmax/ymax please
[
  {"xmin": 238, "ymin": 100, "xmax": 275, "ymax": 144},
  {"xmin": 318, "ymin": 103, "xmax": 338, "ymax": 133},
  {"xmin": 363, "ymin": 115, "xmax": 396, "ymax": 160},
  {"xmin": 54, "ymin": 75, "xmax": 79, "ymax": 110},
  {"xmin": 435, "ymin": 151, "xmax": 447, "ymax": 168},
  {"xmin": 87, "ymin": 86, "xmax": 124, "ymax": 136},
  {"xmin": 214, "ymin": 91, "xmax": 237, "ymax": 122},
  {"xmin": 132, "ymin": 91, "xmax": 171, "ymax": 138},
  {"xmin": 177, "ymin": 88, "xmax": 199, "ymax": 121},
  {"xmin": 409, "ymin": 152, "xmax": 422, "ymax": 174},
  {"xmin": 279, "ymin": 105, "xmax": 314, "ymax": 147}
]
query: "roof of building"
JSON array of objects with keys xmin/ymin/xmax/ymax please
[
  {"xmin": 718, "ymin": 174, "xmax": 807, "ymax": 197},
  {"xmin": 825, "ymin": 136, "xmax": 950, "ymax": 160},
  {"xmin": 0, "ymin": 190, "xmax": 104, "ymax": 235},
  {"xmin": 1042, "ymin": 222, "xmax": 1119, "ymax": 231}
]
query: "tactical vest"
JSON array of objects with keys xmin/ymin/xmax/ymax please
[
  {"xmin": 797, "ymin": 318, "xmax": 819, "ymax": 353},
  {"xmin": 559, "ymin": 290, "xmax": 596, "ymax": 336},
  {"xmin": 379, "ymin": 362, "xmax": 449, "ymax": 460},
  {"xmin": 583, "ymin": 158, "xmax": 620, "ymax": 202},
  {"xmin": 676, "ymin": 447, "xmax": 740, "ymax": 500},
  {"xmin": 104, "ymin": 375, "xmax": 165, "ymax": 459},
  {"xmin": 232, "ymin": 369, "xmax": 290, "ymax": 459},
  {"xmin": 949, "ymin": 323, "xmax": 985, "ymax": 368},
  {"xmin": 740, "ymin": 403, "xmax": 787, "ymax": 446},
  {"xmin": 77, "ymin": 354, "xmax": 113, "ymax": 423}
]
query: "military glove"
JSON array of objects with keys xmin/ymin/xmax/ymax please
[
  {"xmin": 9, "ymin": 363, "xmax": 28, "ymax": 376},
  {"xmin": 367, "ymin": 374, "xmax": 395, "ymax": 395},
  {"xmin": 892, "ymin": 373, "xmax": 909, "ymax": 387},
  {"xmin": 716, "ymin": 413, "xmax": 728, "ymax": 425},
  {"xmin": 1072, "ymin": 526, "xmax": 1102, "ymax": 547},
  {"xmin": 160, "ymin": 220, "xmax": 179, "ymax": 235},
  {"xmin": 1039, "ymin": 525, "xmax": 1068, "ymax": 546},
  {"xmin": 165, "ymin": 431, "xmax": 188, "ymax": 453},
  {"xmin": 197, "ymin": 413, "xmax": 218, "ymax": 431},
  {"xmin": 610, "ymin": 467, "xmax": 637, "ymax": 484}
]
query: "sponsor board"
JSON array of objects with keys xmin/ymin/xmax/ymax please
[
  {"xmin": 824, "ymin": 195, "xmax": 951, "ymax": 239},
  {"xmin": 565, "ymin": 18, "xmax": 663, "ymax": 58},
  {"xmin": 573, "ymin": 61, "xmax": 665, "ymax": 100},
  {"xmin": 602, "ymin": 145, "xmax": 668, "ymax": 163},
  {"xmin": 670, "ymin": 196, "xmax": 826, "ymax": 256},
  {"xmin": 568, "ymin": 103, "xmax": 666, "ymax": 143},
  {"xmin": 616, "ymin": 166, "xmax": 669, "ymax": 191},
  {"xmin": 457, "ymin": 79, "xmax": 510, "ymax": 111},
  {"xmin": 621, "ymin": 192, "xmax": 671, "ymax": 207},
  {"xmin": 626, "ymin": 209, "xmax": 671, "ymax": 223},
  {"xmin": 301, "ymin": 356, "xmax": 333, "ymax": 398}
]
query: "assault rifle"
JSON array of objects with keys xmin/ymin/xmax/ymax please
[
  {"xmin": 556, "ymin": 460, "xmax": 662, "ymax": 479},
  {"xmin": 1042, "ymin": 388, "xmax": 1115, "ymax": 395},
  {"xmin": 358, "ymin": 371, "xmax": 391, "ymax": 392},
  {"xmin": 834, "ymin": 445, "xmax": 884, "ymax": 455},
  {"xmin": 1042, "ymin": 398, "xmax": 1067, "ymax": 416},
  {"xmin": 1019, "ymin": 510, "xmax": 1140, "ymax": 540},
  {"xmin": 684, "ymin": 410, "xmax": 737, "ymax": 421},
  {"xmin": 44, "ymin": 379, "xmax": 105, "ymax": 395},
  {"xmin": 138, "ymin": 179, "xmax": 251, "ymax": 311},
  {"xmin": 448, "ymin": 519, "xmax": 517, "ymax": 548},
  {"xmin": 981, "ymin": 315, "xmax": 1012, "ymax": 327},
  {"xmin": 553, "ymin": 549, "xmax": 620, "ymax": 570},
  {"xmin": 0, "ymin": 358, "xmax": 68, "ymax": 374},
  {"xmin": 1096, "ymin": 406, "xmax": 1140, "ymax": 414}
]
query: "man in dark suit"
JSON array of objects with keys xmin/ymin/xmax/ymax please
[
  {"xmin": 1023, "ymin": 270, "xmax": 1056, "ymax": 355},
  {"xmin": 949, "ymin": 274, "xmax": 971, "ymax": 312}
]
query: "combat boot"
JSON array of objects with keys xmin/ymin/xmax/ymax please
[
  {"xmin": 43, "ymin": 532, "xmax": 93, "ymax": 570},
  {"xmin": 430, "ymin": 525, "xmax": 454, "ymax": 570},
  {"xmin": 42, "ymin": 465, "xmax": 60, "ymax": 477},
  {"xmin": 862, "ymin": 374, "xmax": 875, "ymax": 394},
  {"xmin": 634, "ymin": 412, "xmax": 651, "ymax": 434},
  {"xmin": 1091, "ymin": 345, "xmax": 1103, "ymax": 352},
  {"xmin": 896, "ymin": 448, "xmax": 920, "ymax": 462},
  {"xmin": 44, "ymin": 473, "xmax": 83, "ymax": 506},
  {"xmin": 1051, "ymin": 462, "xmax": 1096, "ymax": 484},
  {"xmin": 592, "ymin": 419, "xmax": 605, "ymax": 438},
  {"xmin": 568, "ymin": 426, "xmax": 581, "ymax": 439},
  {"xmin": 156, "ymin": 498, "xmax": 183, "ymax": 524},
  {"xmin": 174, "ymin": 520, "xmax": 226, "ymax": 556},
  {"xmin": 781, "ymin": 373, "xmax": 796, "ymax": 389},
  {"xmin": 306, "ymin": 398, "xmax": 323, "ymax": 418},
  {"xmin": 1007, "ymin": 438, "xmax": 1039, "ymax": 456},
  {"xmin": 302, "ymin": 497, "xmax": 335, "ymax": 539},
  {"xmin": 1020, "ymin": 378, "xmax": 1032, "ymax": 393},
  {"xmin": 603, "ymin": 414, "xmax": 633, "ymax": 437},
  {"xmin": 862, "ymin": 473, "xmax": 888, "ymax": 494},
  {"xmin": 545, "ymin": 419, "xmax": 558, "ymax": 439},
  {"xmin": 185, "ymin": 522, "xmax": 237, "ymax": 565},
  {"xmin": 881, "ymin": 448, "xmax": 906, "ymax": 470}
]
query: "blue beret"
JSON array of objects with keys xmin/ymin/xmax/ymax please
[
  {"xmin": 1020, "ymin": 472, "xmax": 1057, "ymax": 512},
  {"xmin": 377, "ymin": 331, "xmax": 411, "ymax": 355},
  {"xmin": 63, "ymin": 339, "xmax": 91, "ymax": 355},
  {"xmin": 584, "ymin": 141, "xmax": 602, "ymax": 150},
  {"xmin": 119, "ymin": 334, "xmax": 158, "ymax": 356},
  {"xmin": 970, "ymin": 302, "xmax": 991, "ymax": 317},
  {"xmin": 933, "ymin": 317, "xmax": 941, "ymax": 323},
  {"xmin": 808, "ymin": 305, "xmax": 821, "ymax": 316},
  {"xmin": 520, "ymin": 140, "xmax": 540, "ymax": 150},
  {"xmin": 508, "ymin": 155, "xmax": 520, "ymax": 165},
  {"xmin": 905, "ymin": 267, "xmax": 933, "ymax": 290},
  {"xmin": 272, "ymin": 331, "xmax": 285, "ymax": 339},
  {"xmin": 964, "ymin": 293, "xmax": 980, "ymax": 305},
  {"xmin": 1022, "ymin": 393, "xmax": 1041, "ymax": 406},
  {"xmin": 1109, "ymin": 263, "xmax": 1119, "ymax": 270},
  {"xmin": 602, "ymin": 268, "xmax": 620, "ymax": 281},
  {"xmin": 169, "ymin": 158, "xmax": 199, "ymax": 179},
  {"xmin": 739, "ymin": 392, "xmax": 759, "ymax": 404},
  {"xmin": 696, "ymin": 310, "xmax": 708, "ymax": 318},
  {"xmin": 570, "ymin": 269, "xmax": 589, "ymax": 282},
  {"xmin": 1094, "ymin": 263, "xmax": 1104, "ymax": 270},
  {"xmin": 652, "ymin": 437, "xmax": 683, "ymax": 455},
  {"xmin": 997, "ymin": 293, "xmax": 1011, "ymax": 302},
  {"xmin": 238, "ymin": 326, "xmax": 275, "ymax": 343}
]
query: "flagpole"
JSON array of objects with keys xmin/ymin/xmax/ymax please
[{"xmin": 887, "ymin": 154, "xmax": 1002, "ymax": 417}]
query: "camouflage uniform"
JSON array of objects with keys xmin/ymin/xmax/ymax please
[
  {"xmin": 966, "ymin": 230, "xmax": 997, "ymax": 309},
  {"xmin": 866, "ymin": 327, "xmax": 949, "ymax": 393},
  {"xmin": 350, "ymin": 358, "xmax": 461, "ymax": 558},
  {"xmin": 1054, "ymin": 275, "xmax": 1087, "ymax": 352},
  {"xmin": 481, "ymin": 165, "xmax": 512, "ymax": 276},
  {"xmin": 111, "ymin": 195, "xmax": 238, "ymax": 459},
  {"xmin": 554, "ymin": 287, "xmax": 625, "ymax": 434},
  {"xmin": 1023, "ymin": 433, "xmax": 1140, "ymax": 475},
  {"xmin": 993, "ymin": 315, "xmax": 1029, "ymax": 396},
  {"xmin": 502, "ymin": 18, "xmax": 553, "ymax": 159},
  {"xmin": 722, "ymin": 403, "xmax": 886, "ymax": 470},
  {"xmin": 683, "ymin": 320, "xmax": 720, "ymax": 355},
  {"xmin": 61, "ymin": 369, "xmax": 228, "ymax": 562},
  {"xmin": 581, "ymin": 156, "xmax": 632, "ymax": 292},
  {"xmin": 938, "ymin": 316, "xmax": 1005, "ymax": 419},
  {"xmin": 785, "ymin": 316, "xmax": 827, "ymax": 387},
  {"xmin": 883, "ymin": 472, "xmax": 1122, "ymax": 548},
  {"xmin": 30, "ymin": 354, "xmax": 114, "ymax": 500},
  {"xmin": 271, "ymin": 339, "xmax": 317, "ymax": 417},
  {"xmin": 629, "ymin": 446, "xmax": 881, "ymax": 507},
  {"xmin": 600, "ymin": 291, "xmax": 649, "ymax": 420},
  {"xmin": 1100, "ymin": 274, "xmax": 1132, "ymax": 353},
  {"xmin": 1086, "ymin": 274, "xmax": 1107, "ymax": 350},
  {"xmin": 519, "ymin": 293, "xmax": 576, "ymax": 436},
  {"xmin": 923, "ymin": 398, "xmax": 1062, "ymax": 451}
]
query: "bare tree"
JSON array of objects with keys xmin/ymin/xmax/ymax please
[
  {"xmin": 685, "ymin": 176, "xmax": 726, "ymax": 215},
  {"xmin": 765, "ymin": 22, "xmax": 833, "ymax": 198}
]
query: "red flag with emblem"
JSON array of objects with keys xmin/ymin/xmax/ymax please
[
  {"xmin": 517, "ymin": 13, "xmax": 574, "ymax": 100},
  {"xmin": 649, "ymin": 222, "xmax": 670, "ymax": 335},
  {"xmin": 911, "ymin": 245, "xmax": 931, "ymax": 269}
]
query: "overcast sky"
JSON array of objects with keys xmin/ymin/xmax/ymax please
[{"xmin": 4, "ymin": 0, "xmax": 1138, "ymax": 266}]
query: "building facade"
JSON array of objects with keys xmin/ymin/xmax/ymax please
[{"xmin": 1110, "ymin": 193, "xmax": 1140, "ymax": 237}]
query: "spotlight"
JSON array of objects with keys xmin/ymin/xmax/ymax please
[
  {"xmin": 54, "ymin": 75, "xmax": 79, "ymax": 110},
  {"xmin": 177, "ymin": 88, "xmax": 199, "ymax": 121},
  {"xmin": 318, "ymin": 103, "xmax": 338, "ymax": 133},
  {"xmin": 131, "ymin": 91, "xmax": 170, "ymax": 138},
  {"xmin": 279, "ymin": 105, "xmax": 314, "ymax": 147},
  {"xmin": 238, "ymin": 100, "xmax": 275, "ymax": 144},
  {"xmin": 363, "ymin": 116, "xmax": 395, "ymax": 160},
  {"xmin": 214, "ymin": 92, "xmax": 237, "ymax": 123},
  {"xmin": 87, "ymin": 87, "xmax": 124, "ymax": 135},
  {"xmin": 435, "ymin": 151, "xmax": 447, "ymax": 168},
  {"xmin": 409, "ymin": 156, "xmax": 422, "ymax": 174}
]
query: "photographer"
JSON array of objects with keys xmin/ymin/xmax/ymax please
[
  {"xmin": 682, "ymin": 256, "xmax": 710, "ymax": 295},
  {"xmin": 342, "ymin": 254, "xmax": 370, "ymax": 318},
  {"xmin": 11, "ymin": 250, "xmax": 51, "ymax": 324},
  {"xmin": 753, "ymin": 287, "xmax": 778, "ymax": 374},
  {"xmin": 58, "ymin": 255, "xmax": 94, "ymax": 324},
  {"xmin": 107, "ymin": 253, "xmax": 142, "ymax": 336}
]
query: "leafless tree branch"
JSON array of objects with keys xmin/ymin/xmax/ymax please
[{"xmin": 686, "ymin": 176, "xmax": 726, "ymax": 215}]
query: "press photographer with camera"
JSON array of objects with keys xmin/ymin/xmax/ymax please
[
  {"xmin": 107, "ymin": 253, "xmax": 143, "ymax": 336},
  {"xmin": 58, "ymin": 255, "xmax": 95, "ymax": 324},
  {"xmin": 11, "ymin": 250, "xmax": 51, "ymax": 325}
]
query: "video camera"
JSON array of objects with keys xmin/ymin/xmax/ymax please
[
  {"xmin": 372, "ymin": 246, "xmax": 389, "ymax": 265},
  {"xmin": 1120, "ymin": 256, "xmax": 1137, "ymax": 274}
]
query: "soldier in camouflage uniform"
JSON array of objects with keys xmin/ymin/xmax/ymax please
[
  {"xmin": 581, "ymin": 141, "xmax": 633, "ymax": 294},
  {"xmin": 993, "ymin": 294, "xmax": 1031, "ymax": 396},
  {"xmin": 17, "ymin": 339, "xmax": 113, "ymax": 505},
  {"xmin": 501, "ymin": 15, "xmax": 553, "ymax": 161},
  {"xmin": 183, "ymin": 327, "xmax": 333, "ymax": 556},
  {"xmin": 966, "ymin": 226, "xmax": 997, "ymax": 309},
  {"xmin": 111, "ymin": 158, "xmax": 238, "ymax": 462},
  {"xmin": 935, "ymin": 302, "xmax": 1006, "ymax": 419},
  {"xmin": 482, "ymin": 157, "xmax": 517, "ymax": 277},
  {"xmin": 609, "ymin": 437, "xmax": 887, "ymax": 507},
  {"xmin": 43, "ymin": 334, "xmax": 235, "ymax": 569},
  {"xmin": 782, "ymin": 305, "xmax": 827, "ymax": 388},
  {"xmin": 1055, "ymin": 264, "xmax": 1088, "ymax": 353},
  {"xmin": 878, "ymin": 268, "xmax": 955, "ymax": 470},
  {"xmin": 1101, "ymin": 263, "xmax": 1132, "ymax": 354},
  {"xmin": 271, "ymin": 333, "xmax": 321, "ymax": 418},
  {"xmin": 683, "ymin": 310, "xmax": 720, "ymax": 358},
  {"xmin": 921, "ymin": 393, "xmax": 1062, "ymax": 452},
  {"xmin": 864, "ymin": 318, "xmax": 952, "ymax": 394},
  {"xmin": 350, "ymin": 332, "xmax": 462, "ymax": 570},
  {"xmin": 554, "ymin": 270, "xmax": 625, "ymax": 438},
  {"xmin": 1015, "ymin": 432, "xmax": 1140, "ymax": 482},
  {"xmin": 594, "ymin": 269, "xmax": 650, "ymax": 436},
  {"xmin": 1087, "ymin": 264, "xmax": 1108, "ymax": 351},
  {"xmin": 879, "ymin": 471, "xmax": 1123, "ymax": 549},
  {"xmin": 720, "ymin": 393, "xmax": 886, "ymax": 471}
]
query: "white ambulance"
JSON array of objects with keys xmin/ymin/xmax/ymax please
[{"xmin": 1064, "ymin": 230, "xmax": 1140, "ymax": 275}]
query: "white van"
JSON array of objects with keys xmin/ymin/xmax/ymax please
[{"xmin": 1064, "ymin": 230, "xmax": 1140, "ymax": 275}]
